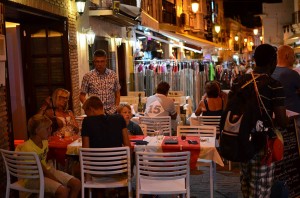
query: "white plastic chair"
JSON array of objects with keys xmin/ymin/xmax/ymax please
[
  {"xmin": 135, "ymin": 151, "xmax": 190, "ymax": 198},
  {"xmin": 168, "ymin": 91, "xmax": 184, "ymax": 97},
  {"xmin": 79, "ymin": 147, "xmax": 132, "ymax": 198},
  {"xmin": 128, "ymin": 91, "xmax": 145, "ymax": 97},
  {"xmin": 196, "ymin": 115, "xmax": 232, "ymax": 171},
  {"xmin": 177, "ymin": 125, "xmax": 216, "ymax": 198},
  {"xmin": 138, "ymin": 123, "xmax": 148, "ymax": 136},
  {"xmin": 139, "ymin": 116, "xmax": 172, "ymax": 136},
  {"xmin": 0, "ymin": 149, "xmax": 44, "ymax": 198},
  {"xmin": 197, "ymin": 115, "xmax": 221, "ymax": 138}
]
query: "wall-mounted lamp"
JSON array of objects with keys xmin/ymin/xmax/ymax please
[
  {"xmin": 191, "ymin": 0, "xmax": 199, "ymax": 13},
  {"xmin": 250, "ymin": 41, "xmax": 254, "ymax": 46},
  {"xmin": 244, "ymin": 38, "xmax": 248, "ymax": 43},
  {"xmin": 259, "ymin": 36, "xmax": 263, "ymax": 41},
  {"xmin": 234, "ymin": 35, "xmax": 239, "ymax": 42},
  {"xmin": 214, "ymin": 24, "xmax": 221, "ymax": 33},
  {"xmin": 253, "ymin": 28, "xmax": 258, "ymax": 36},
  {"xmin": 115, "ymin": 37, "xmax": 122, "ymax": 47},
  {"xmin": 75, "ymin": 0, "xmax": 86, "ymax": 15},
  {"xmin": 82, "ymin": 27, "xmax": 95, "ymax": 46}
]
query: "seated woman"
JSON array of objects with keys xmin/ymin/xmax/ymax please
[
  {"xmin": 117, "ymin": 104, "xmax": 143, "ymax": 135},
  {"xmin": 195, "ymin": 81, "xmax": 224, "ymax": 116},
  {"xmin": 38, "ymin": 88, "xmax": 79, "ymax": 134}
]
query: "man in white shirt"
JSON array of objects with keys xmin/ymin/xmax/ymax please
[{"xmin": 145, "ymin": 82, "xmax": 177, "ymax": 133}]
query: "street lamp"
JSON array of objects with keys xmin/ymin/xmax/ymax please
[
  {"xmin": 214, "ymin": 24, "xmax": 221, "ymax": 34},
  {"xmin": 253, "ymin": 29, "xmax": 258, "ymax": 36},
  {"xmin": 191, "ymin": 0, "xmax": 199, "ymax": 13},
  {"xmin": 75, "ymin": 0, "xmax": 86, "ymax": 15},
  {"xmin": 234, "ymin": 35, "xmax": 239, "ymax": 42}
]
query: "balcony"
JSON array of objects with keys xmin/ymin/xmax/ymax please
[{"xmin": 292, "ymin": 11, "xmax": 300, "ymax": 24}]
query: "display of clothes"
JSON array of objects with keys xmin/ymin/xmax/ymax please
[{"xmin": 133, "ymin": 59, "xmax": 214, "ymax": 110}]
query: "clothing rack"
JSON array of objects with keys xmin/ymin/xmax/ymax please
[{"xmin": 132, "ymin": 59, "xmax": 213, "ymax": 110}]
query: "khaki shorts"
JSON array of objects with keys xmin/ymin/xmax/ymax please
[{"xmin": 20, "ymin": 167, "xmax": 74, "ymax": 197}]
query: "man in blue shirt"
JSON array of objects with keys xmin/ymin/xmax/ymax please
[{"xmin": 272, "ymin": 45, "xmax": 300, "ymax": 114}]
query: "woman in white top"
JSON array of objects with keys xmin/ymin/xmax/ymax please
[{"xmin": 39, "ymin": 88, "xmax": 79, "ymax": 134}]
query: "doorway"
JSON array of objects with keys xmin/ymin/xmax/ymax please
[{"xmin": 5, "ymin": 5, "xmax": 71, "ymax": 139}]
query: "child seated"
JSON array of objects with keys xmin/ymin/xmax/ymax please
[{"xmin": 16, "ymin": 114, "xmax": 81, "ymax": 198}]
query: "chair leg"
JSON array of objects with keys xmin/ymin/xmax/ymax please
[
  {"xmin": 5, "ymin": 188, "xmax": 9, "ymax": 198},
  {"xmin": 210, "ymin": 162, "xmax": 214, "ymax": 198},
  {"xmin": 89, "ymin": 188, "xmax": 92, "ymax": 198},
  {"xmin": 81, "ymin": 187, "xmax": 84, "ymax": 198}
]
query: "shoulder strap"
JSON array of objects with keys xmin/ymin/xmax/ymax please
[
  {"xmin": 251, "ymin": 72, "xmax": 274, "ymax": 128},
  {"xmin": 203, "ymin": 99, "xmax": 210, "ymax": 111}
]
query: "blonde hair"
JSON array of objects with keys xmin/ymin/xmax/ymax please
[
  {"xmin": 52, "ymin": 88, "xmax": 70, "ymax": 110},
  {"xmin": 117, "ymin": 104, "xmax": 131, "ymax": 114},
  {"xmin": 28, "ymin": 114, "xmax": 52, "ymax": 137}
]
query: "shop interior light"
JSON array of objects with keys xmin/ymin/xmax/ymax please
[
  {"xmin": 253, "ymin": 28, "xmax": 258, "ymax": 35},
  {"xmin": 191, "ymin": 0, "xmax": 199, "ymax": 13},
  {"xmin": 250, "ymin": 41, "xmax": 254, "ymax": 46},
  {"xmin": 75, "ymin": 0, "xmax": 86, "ymax": 15},
  {"xmin": 260, "ymin": 36, "xmax": 263, "ymax": 41},
  {"xmin": 244, "ymin": 38, "xmax": 247, "ymax": 43},
  {"xmin": 214, "ymin": 24, "xmax": 221, "ymax": 33}
]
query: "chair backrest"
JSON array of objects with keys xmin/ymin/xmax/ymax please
[
  {"xmin": 168, "ymin": 91, "xmax": 184, "ymax": 97},
  {"xmin": 177, "ymin": 125, "xmax": 216, "ymax": 138},
  {"xmin": 197, "ymin": 116, "xmax": 221, "ymax": 136},
  {"xmin": 136, "ymin": 151, "xmax": 190, "ymax": 193},
  {"xmin": 79, "ymin": 147, "xmax": 131, "ymax": 178},
  {"xmin": 128, "ymin": 91, "xmax": 145, "ymax": 97},
  {"xmin": 120, "ymin": 96, "xmax": 139, "ymax": 105},
  {"xmin": 0, "ymin": 149, "xmax": 44, "ymax": 197},
  {"xmin": 138, "ymin": 123, "xmax": 148, "ymax": 136},
  {"xmin": 139, "ymin": 116, "xmax": 172, "ymax": 136},
  {"xmin": 168, "ymin": 96, "xmax": 186, "ymax": 106}
]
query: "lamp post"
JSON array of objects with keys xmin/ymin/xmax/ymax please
[
  {"xmin": 75, "ymin": 0, "xmax": 86, "ymax": 15},
  {"xmin": 191, "ymin": 0, "xmax": 199, "ymax": 13}
]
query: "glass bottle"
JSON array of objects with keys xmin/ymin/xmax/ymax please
[{"xmin": 138, "ymin": 93, "xmax": 144, "ymax": 113}]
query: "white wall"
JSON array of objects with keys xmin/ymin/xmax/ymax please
[
  {"xmin": 262, "ymin": 0, "xmax": 294, "ymax": 46},
  {"xmin": 6, "ymin": 26, "xmax": 27, "ymax": 140}
]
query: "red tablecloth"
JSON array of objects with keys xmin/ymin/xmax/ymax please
[
  {"xmin": 48, "ymin": 135, "xmax": 79, "ymax": 165},
  {"xmin": 162, "ymin": 136, "xmax": 200, "ymax": 170}
]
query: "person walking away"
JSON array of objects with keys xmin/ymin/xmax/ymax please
[
  {"xmin": 233, "ymin": 44, "xmax": 286, "ymax": 197},
  {"xmin": 271, "ymin": 45, "xmax": 300, "ymax": 114}
]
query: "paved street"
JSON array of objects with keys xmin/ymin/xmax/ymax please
[{"xmin": 189, "ymin": 162, "xmax": 242, "ymax": 198}]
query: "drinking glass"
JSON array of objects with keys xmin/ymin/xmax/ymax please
[{"xmin": 181, "ymin": 135, "xmax": 186, "ymax": 141}]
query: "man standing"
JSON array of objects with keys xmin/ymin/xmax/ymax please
[
  {"xmin": 232, "ymin": 44, "xmax": 286, "ymax": 197},
  {"xmin": 79, "ymin": 49, "xmax": 121, "ymax": 114},
  {"xmin": 272, "ymin": 45, "xmax": 300, "ymax": 114}
]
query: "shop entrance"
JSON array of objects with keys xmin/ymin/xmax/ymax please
[{"xmin": 5, "ymin": 4, "xmax": 70, "ymax": 139}]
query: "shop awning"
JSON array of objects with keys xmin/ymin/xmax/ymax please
[
  {"xmin": 159, "ymin": 30, "xmax": 221, "ymax": 49},
  {"xmin": 134, "ymin": 29, "xmax": 203, "ymax": 53},
  {"xmin": 89, "ymin": 4, "xmax": 139, "ymax": 27}
]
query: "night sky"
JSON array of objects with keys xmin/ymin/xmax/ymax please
[{"xmin": 223, "ymin": 0, "xmax": 283, "ymax": 28}]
